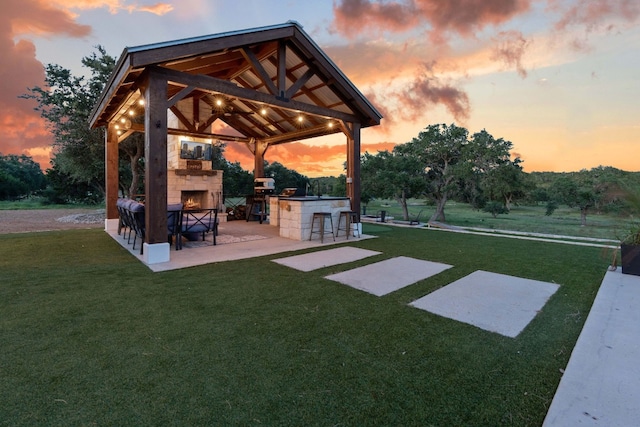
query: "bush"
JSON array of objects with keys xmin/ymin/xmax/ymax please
[{"xmin": 483, "ymin": 201, "xmax": 509, "ymax": 218}]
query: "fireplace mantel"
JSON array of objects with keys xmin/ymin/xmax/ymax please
[{"xmin": 174, "ymin": 169, "xmax": 218, "ymax": 176}]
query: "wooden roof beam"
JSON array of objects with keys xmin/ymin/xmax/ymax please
[
  {"xmin": 264, "ymin": 123, "xmax": 342, "ymax": 145},
  {"xmin": 152, "ymin": 65, "xmax": 360, "ymax": 123},
  {"xmin": 240, "ymin": 47, "xmax": 278, "ymax": 96}
]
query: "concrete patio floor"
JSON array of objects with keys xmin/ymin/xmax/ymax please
[{"xmin": 106, "ymin": 219, "xmax": 375, "ymax": 272}]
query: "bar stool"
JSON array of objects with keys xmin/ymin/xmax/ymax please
[
  {"xmin": 336, "ymin": 211, "xmax": 359, "ymax": 239},
  {"xmin": 309, "ymin": 212, "xmax": 335, "ymax": 243}
]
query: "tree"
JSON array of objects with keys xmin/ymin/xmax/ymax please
[
  {"xmin": 264, "ymin": 161, "xmax": 309, "ymax": 194},
  {"xmin": 464, "ymin": 129, "xmax": 524, "ymax": 210},
  {"xmin": 332, "ymin": 174, "xmax": 347, "ymax": 197},
  {"xmin": 549, "ymin": 172, "xmax": 601, "ymax": 226},
  {"xmin": 402, "ymin": 123, "xmax": 470, "ymax": 222},
  {"xmin": 361, "ymin": 149, "xmax": 426, "ymax": 221},
  {"xmin": 482, "ymin": 158, "xmax": 527, "ymax": 210},
  {"xmin": 21, "ymin": 47, "xmax": 120, "ymax": 203},
  {"xmin": 42, "ymin": 162, "xmax": 102, "ymax": 205},
  {"xmin": 0, "ymin": 154, "xmax": 46, "ymax": 200}
]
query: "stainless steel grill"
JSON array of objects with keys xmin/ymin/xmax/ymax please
[
  {"xmin": 254, "ymin": 177, "xmax": 275, "ymax": 195},
  {"xmin": 279, "ymin": 187, "xmax": 305, "ymax": 197}
]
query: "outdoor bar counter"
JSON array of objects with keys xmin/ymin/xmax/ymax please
[{"xmin": 269, "ymin": 196, "xmax": 352, "ymax": 240}]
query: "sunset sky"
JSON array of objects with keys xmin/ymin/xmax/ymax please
[{"xmin": 2, "ymin": 0, "xmax": 639, "ymax": 177}]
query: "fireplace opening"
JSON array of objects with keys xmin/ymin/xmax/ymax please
[{"xmin": 181, "ymin": 190, "xmax": 207, "ymax": 209}]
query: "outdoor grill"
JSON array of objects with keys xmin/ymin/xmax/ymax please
[
  {"xmin": 279, "ymin": 187, "xmax": 306, "ymax": 197},
  {"xmin": 254, "ymin": 177, "xmax": 275, "ymax": 195},
  {"xmin": 247, "ymin": 178, "xmax": 274, "ymax": 223}
]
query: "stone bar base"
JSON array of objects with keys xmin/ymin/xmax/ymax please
[{"xmin": 274, "ymin": 197, "xmax": 352, "ymax": 241}]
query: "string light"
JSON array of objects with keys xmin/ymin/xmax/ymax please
[{"xmin": 119, "ymin": 117, "xmax": 132, "ymax": 130}]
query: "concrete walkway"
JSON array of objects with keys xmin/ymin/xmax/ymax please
[{"xmin": 543, "ymin": 268, "xmax": 640, "ymax": 426}]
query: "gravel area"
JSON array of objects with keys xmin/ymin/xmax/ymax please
[{"xmin": 0, "ymin": 209, "xmax": 105, "ymax": 234}]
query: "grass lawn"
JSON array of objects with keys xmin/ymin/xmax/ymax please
[
  {"xmin": 0, "ymin": 226, "xmax": 609, "ymax": 426},
  {"xmin": 365, "ymin": 199, "xmax": 632, "ymax": 241}
]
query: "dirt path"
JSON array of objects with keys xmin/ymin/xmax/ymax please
[{"xmin": 0, "ymin": 209, "xmax": 105, "ymax": 234}]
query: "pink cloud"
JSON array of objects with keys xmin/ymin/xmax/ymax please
[
  {"xmin": 0, "ymin": 0, "xmax": 174, "ymax": 168},
  {"xmin": 8, "ymin": 0, "xmax": 92, "ymax": 37},
  {"xmin": 51, "ymin": 0, "xmax": 174, "ymax": 15},
  {"xmin": 0, "ymin": 0, "xmax": 81, "ymax": 168},
  {"xmin": 548, "ymin": 0, "xmax": 640, "ymax": 51},
  {"xmin": 551, "ymin": 0, "xmax": 640, "ymax": 32},
  {"xmin": 490, "ymin": 30, "xmax": 530, "ymax": 78},
  {"xmin": 0, "ymin": 1, "xmax": 94, "ymax": 167},
  {"xmin": 138, "ymin": 3, "xmax": 174, "ymax": 15}
]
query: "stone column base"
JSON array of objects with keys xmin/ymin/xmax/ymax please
[{"xmin": 143, "ymin": 242, "xmax": 170, "ymax": 264}]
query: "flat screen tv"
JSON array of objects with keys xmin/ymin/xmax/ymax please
[{"xmin": 180, "ymin": 140, "xmax": 212, "ymax": 160}]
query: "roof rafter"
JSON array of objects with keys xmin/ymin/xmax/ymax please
[{"xmin": 154, "ymin": 65, "xmax": 360, "ymax": 123}]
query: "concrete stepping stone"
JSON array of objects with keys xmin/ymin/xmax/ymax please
[
  {"xmin": 410, "ymin": 270, "xmax": 560, "ymax": 337},
  {"xmin": 272, "ymin": 247, "xmax": 381, "ymax": 272},
  {"xmin": 325, "ymin": 256, "xmax": 452, "ymax": 296}
]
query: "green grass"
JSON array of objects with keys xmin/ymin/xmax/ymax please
[
  {"xmin": 366, "ymin": 199, "xmax": 632, "ymax": 241},
  {"xmin": 0, "ymin": 227, "xmax": 609, "ymax": 426}
]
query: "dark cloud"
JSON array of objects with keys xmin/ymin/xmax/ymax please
[
  {"xmin": 391, "ymin": 63, "xmax": 470, "ymax": 123},
  {"xmin": 333, "ymin": 0, "xmax": 532, "ymax": 41},
  {"xmin": 332, "ymin": 0, "xmax": 420, "ymax": 37}
]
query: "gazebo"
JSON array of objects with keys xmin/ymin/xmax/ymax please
[{"xmin": 90, "ymin": 21, "xmax": 382, "ymax": 263}]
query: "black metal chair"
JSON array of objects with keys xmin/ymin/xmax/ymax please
[{"xmin": 176, "ymin": 208, "xmax": 218, "ymax": 250}]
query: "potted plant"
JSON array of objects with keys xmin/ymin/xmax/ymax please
[
  {"xmin": 620, "ymin": 224, "xmax": 640, "ymax": 276},
  {"xmin": 616, "ymin": 184, "xmax": 640, "ymax": 276}
]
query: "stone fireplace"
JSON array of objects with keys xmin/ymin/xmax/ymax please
[{"xmin": 167, "ymin": 133, "xmax": 226, "ymax": 221}]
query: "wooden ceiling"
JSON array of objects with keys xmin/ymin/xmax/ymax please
[{"xmin": 90, "ymin": 22, "xmax": 382, "ymax": 145}]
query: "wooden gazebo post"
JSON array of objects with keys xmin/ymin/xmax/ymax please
[
  {"xmin": 253, "ymin": 140, "xmax": 269, "ymax": 178},
  {"xmin": 141, "ymin": 69, "xmax": 170, "ymax": 263},
  {"xmin": 343, "ymin": 121, "xmax": 361, "ymax": 222},
  {"xmin": 104, "ymin": 123, "xmax": 119, "ymax": 231}
]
